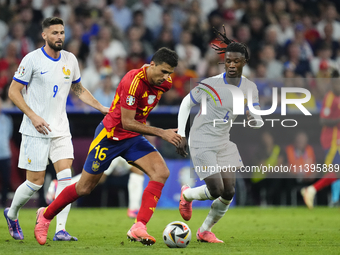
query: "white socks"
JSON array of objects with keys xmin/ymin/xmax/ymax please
[
  {"xmin": 200, "ymin": 197, "xmax": 232, "ymax": 232},
  {"xmin": 71, "ymin": 173, "xmax": 81, "ymax": 184},
  {"xmin": 7, "ymin": 180, "xmax": 42, "ymax": 220},
  {"xmin": 55, "ymin": 169, "xmax": 72, "ymax": 233},
  {"xmin": 128, "ymin": 172, "xmax": 144, "ymax": 210},
  {"xmin": 183, "ymin": 185, "xmax": 215, "ymax": 202}
]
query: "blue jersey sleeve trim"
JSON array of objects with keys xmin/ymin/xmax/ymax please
[
  {"xmin": 72, "ymin": 77, "xmax": 81, "ymax": 84},
  {"xmin": 13, "ymin": 77, "xmax": 28, "ymax": 85},
  {"xmin": 190, "ymin": 91, "xmax": 199, "ymax": 104}
]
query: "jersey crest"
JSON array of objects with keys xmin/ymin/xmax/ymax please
[
  {"xmin": 62, "ymin": 65, "xmax": 71, "ymax": 79},
  {"xmin": 148, "ymin": 95, "xmax": 156, "ymax": 104}
]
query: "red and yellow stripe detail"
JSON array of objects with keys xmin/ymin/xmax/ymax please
[
  {"xmin": 325, "ymin": 92, "xmax": 334, "ymax": 108},
  {"xmin": 128, "ymin": 71, "xmax": 144, "ymax": 96}
]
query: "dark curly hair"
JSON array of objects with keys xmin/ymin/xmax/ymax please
[{"xmin": 212, "ymin": 26, "xmax": 250, "ymax": 63}]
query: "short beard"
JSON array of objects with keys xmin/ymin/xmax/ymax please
[{"xmin": 47, "ymin": 39, "xmax": 63, "ymax": 51}]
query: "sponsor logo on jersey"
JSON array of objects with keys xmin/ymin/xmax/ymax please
[
  {"xmin": 28, "ymin": 158, "xmax": 31, "ymax": 164},
  {"xmin": 92, "ymin": 161, "xmax": 100, "ymax": 172},
  {"xmin": 142, "ymin": 91, "xmax": 148, "ymax": 98},
  {"xmin": 126, "ymin": 95, "xmax": 135, "ymax": 106},
  {"xmin": 62, "ymin": 66, "xmax": 71, "ymax": 79},
  {"xmin": 18, "ymin": 66, "xmax": 25, "ymax": 76},
  {"xmin": 148, "ymin": 95, "xmax": 156, "ymax": 104}
]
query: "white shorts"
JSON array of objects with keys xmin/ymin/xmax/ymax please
[
  {"xmin": 190, "ymin": 141, "xmax": 243, "ymax": 180},
  {"xmin": 18, "ymin": 135, "xmax": 74, "ymax": 171}
]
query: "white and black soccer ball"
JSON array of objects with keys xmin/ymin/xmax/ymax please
[{"xmin": 163, "ymin": 221, "xmax": 191, "ymax": 248}]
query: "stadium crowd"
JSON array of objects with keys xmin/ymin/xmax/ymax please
[
  {"xmin": 0, "ymin": 0, "xmax": 340, "ymax": 109},
  {"xmin": 1, "ymin": 0, "xmax": 340, "ymax": 207}
]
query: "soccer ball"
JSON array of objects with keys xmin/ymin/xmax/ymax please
[{"xmin": 163, "ymin": 221, "xmax": 191, "ymax": 248}]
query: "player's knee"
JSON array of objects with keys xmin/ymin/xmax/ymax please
[
  {"xmin": 208, "ymin": 186, "xmax": 224, "ymax": 199},
  {"xmin": 222, "ymin": 187, "xmax": 235, "ymax": 200},
  {"xmin": 26, "ymin": 174, "xmax": 45, "ymax": 186},
  {"xmin": 151, "ymin": 168, "xmax": 169, "ymax": 183}
]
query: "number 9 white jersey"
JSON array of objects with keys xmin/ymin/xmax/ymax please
[{"xmin": 13, "ymin": 47, "xmax": 81, "ymax": 138}]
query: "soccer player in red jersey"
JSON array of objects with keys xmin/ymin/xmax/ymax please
[
  {"xmin": 301, "ymin": 69, "xmax": 340, "ymax": 209},
  {"xmin": 34, "ymin": 47, "xmax": 182, "ymax": 246}
]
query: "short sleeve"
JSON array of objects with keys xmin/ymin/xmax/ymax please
[
  {"xmin": 119, "ymin": 73, "xmax": 141, "ymax": 110},
  {"xmin": 71, "ymin": 54, "xmax": 81, "ymax": 84},
  {"xmin": 13, "ymin": 54, "xmax": 34, "ymax": 85}
]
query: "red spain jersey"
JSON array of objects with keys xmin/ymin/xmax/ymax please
[
  {"xmin": 103, "ymin": 67, "xmax": 172, "ymax": 141},
  {"xmin": 320, "ymin": 91, "xmax": 340, "ymax": 149}
]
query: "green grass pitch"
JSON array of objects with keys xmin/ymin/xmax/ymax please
[{"xmin": 1, "ymin": 207, "xmax": 339, "ymax": 254}]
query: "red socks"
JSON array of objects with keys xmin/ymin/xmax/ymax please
[
  {"xmin": 44, "ymin": 183, "xmax": 79, "ymax": 220},
  {"xmin": 137, "ymin": 181, "xmax": 164, "ymax": 225},
  {"xmin": 313, "ymin": 172, "xmax": 338, "ymax": 192}
]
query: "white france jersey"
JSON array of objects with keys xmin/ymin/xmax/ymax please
[
  {"xmin": 189, "ymin": 73, "xmax": 259, "ymax": 148},
  {"xmin": 13, "ymin": 47, "xmax": 81, "ymax": 138}
]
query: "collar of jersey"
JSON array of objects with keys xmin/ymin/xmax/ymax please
[
  {"xmin": 223, "ymin": 72, "xmax": 242, "ymax": 87},
  {"xmin": 41, "ymin": 46, "xmax": 61, "ymax": 62}
]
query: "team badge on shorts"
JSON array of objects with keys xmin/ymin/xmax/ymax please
[
  {"xmin": 92, "ymin": 161, "xmax": 100, "ymax": 172},
  {"xmin": 126, "ymin": 95, "xmax": 135, "ymax": 106},
  {"xmin": 148, "ymin": 95, "xmax": 156, "ymax": 104}
]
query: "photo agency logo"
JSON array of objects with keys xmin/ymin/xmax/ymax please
[{"xmin": 198, "ymin": 82, "xmax": 312, "ymax": 128}]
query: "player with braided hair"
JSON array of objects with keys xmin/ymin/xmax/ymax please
[
  {"xmin": 212, "ymin": 26, "xmax": 250, "ymax": 62},
  {"xmin": 176, "ymin": 27, "xmax": 262, "ymax": 243}
]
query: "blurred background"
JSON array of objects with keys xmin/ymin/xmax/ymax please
[{"xmin": 0, "ymin": 0, "xmax": 339, "ymax": 209}]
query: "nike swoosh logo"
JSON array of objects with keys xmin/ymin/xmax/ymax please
[{"xmin": 41, "ymin": 71, "xmax": 48, "ymax": 74}]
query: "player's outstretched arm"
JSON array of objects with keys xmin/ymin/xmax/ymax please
[
  {"xmin": 8, "ymin": 80, "xmax": 51, "ymax": 135},
  {"xmin": 121, "ymin": 107, "xmax": 182, "ymax": 147},
  {"xmin": 176, "ymin": 94, "xmax": 194, "ymax": 157},
  {"xmin": 71, "ymin": 82, "xmax": 109, "ymax": 115}
]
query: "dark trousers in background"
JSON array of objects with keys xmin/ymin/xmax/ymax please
[{"xmin": 0, "ymin": 158, "xmax": 11, "ymax": 207}]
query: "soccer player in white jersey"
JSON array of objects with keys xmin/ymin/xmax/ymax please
[
  {"xmin": 176, "ymin": 28, "xmax": 263, "ymax": 243},
  {"xmin": 3, "ymin": 17, "xmax": 109, "ymax": 241}
]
